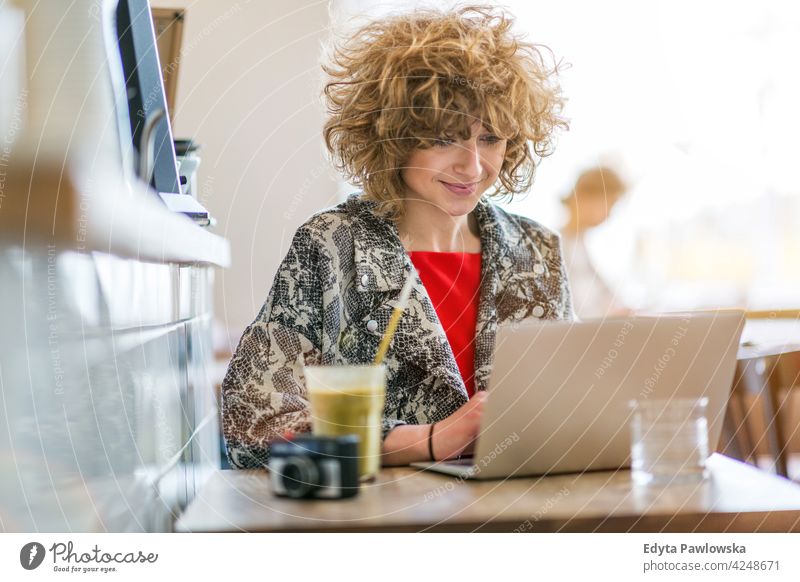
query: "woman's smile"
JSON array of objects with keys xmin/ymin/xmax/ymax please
[{"xmin": 439, "ymin": 180, "xmax": 479, "ymax": 196}]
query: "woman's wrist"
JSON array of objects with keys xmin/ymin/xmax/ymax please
[{"xmin": 381, "ymin": 423, "xmax": 433, "ymax": 466}]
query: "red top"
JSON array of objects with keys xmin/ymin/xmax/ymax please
[{"xmin": 408, "ymin": 251, "xmax": 482, "ymax": 398}]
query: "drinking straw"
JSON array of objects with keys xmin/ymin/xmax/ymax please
[{"xmin": 373, "ymin": 266, "xmax": 417, "ymax": 365}]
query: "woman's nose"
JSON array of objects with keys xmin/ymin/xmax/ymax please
[{"xmin": 453, "ymin": 140, "xmax": 483, "ymax": 180}]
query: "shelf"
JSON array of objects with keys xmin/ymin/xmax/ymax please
[{"xmin": 0, "ymin": 160, "xmax": 230, "ymax": 267}]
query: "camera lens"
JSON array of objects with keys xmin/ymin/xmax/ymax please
[{"xmin": 279, "ymin": 456, "xmax": 320, "ymax": 498}]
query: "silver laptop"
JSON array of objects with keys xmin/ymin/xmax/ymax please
[{"xmin": 412, "ymin": 310, "xmax": 745, "ymax": 479}]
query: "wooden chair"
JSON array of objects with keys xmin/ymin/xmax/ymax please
[{"xmin": 720, "ymin": 311, "xmax": 800, "ymax": 478}]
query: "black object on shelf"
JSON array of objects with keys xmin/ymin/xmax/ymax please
[
  {"xmin": 116, "ymin": 0, "xmax": 181, "ymax": 194},
  {"xmin": 174, "ymin": 139, "xmax": 201, "ymax": 157}
]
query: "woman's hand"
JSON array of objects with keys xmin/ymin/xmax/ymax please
[
  {"xmin": 431, "ymin": 391, "xmax": 487, "ymax": 461},
  {"xmin": 380, "ymin": 392, "xmax": 488, "ymax": 466}
]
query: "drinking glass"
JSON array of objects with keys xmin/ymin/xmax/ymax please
[
  {"xmin": 629, "ymin": 397, "xmax": 710, "ymax": 486},
  {"xmin": 305, "ymin": 364, "xmax": 386, "ymax": 482}
]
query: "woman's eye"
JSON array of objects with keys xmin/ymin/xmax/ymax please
[
  {"xmin": 433, "ymin": 137, "xmax": 455, "ymax": 147},
  {"xmin": 481, "ymin": 135, "xmax": 502, "ymax": 144}
]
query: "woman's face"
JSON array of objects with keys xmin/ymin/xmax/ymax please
[{"xmin": 400, "ymin": 119, "xmax": 507, "ymax": 218}]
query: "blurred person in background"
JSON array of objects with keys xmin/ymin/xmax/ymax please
[{"xmin": 561, "ymin": 166, "xmax": 630, "ymax": 319}]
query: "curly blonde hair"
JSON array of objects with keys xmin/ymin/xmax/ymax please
[{"xmin": 322, "ymin": 4, "xmax": 568, "ymax": 219}]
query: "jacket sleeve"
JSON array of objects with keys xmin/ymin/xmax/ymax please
[
  {"xmin": 221, "ymin": 225, "xmax": 326, "ymax": 469},
  {"xmin": 381, "ymin": 415, "xmax": 407, "ymax": 441}
]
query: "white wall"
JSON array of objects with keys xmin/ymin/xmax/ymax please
[{"xmin": 150, "ymin": 0, "xmax": 341, "ymax": 342}]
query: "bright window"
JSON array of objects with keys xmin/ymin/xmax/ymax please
[{"xmin": 330, "ymin": 0, "xmax": 800, "ymax": 310}]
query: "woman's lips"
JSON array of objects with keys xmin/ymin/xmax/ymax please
[{"xmin": 439, "ymin": 180, "xmax": 478, "ymax": 195}]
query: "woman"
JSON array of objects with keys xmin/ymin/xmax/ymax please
[{"xmin": 222, "ymin": 5, "xmax": 573, "ymax": 469}]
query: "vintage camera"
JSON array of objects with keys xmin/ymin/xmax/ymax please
[{"xmin": 268, "ymin": 434, "xmax": 360, "ymax": 499}]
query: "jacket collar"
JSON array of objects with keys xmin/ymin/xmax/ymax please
[
  {"xmin": 346, "ymin": 192, "xmax": 517, "ymax": 400},
  {"xmin": 347, "ymin": 192, "xmax": 511, "ymax": 293}
]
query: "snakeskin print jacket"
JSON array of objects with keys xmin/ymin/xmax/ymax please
[{"xmin": 222, "ymin": 192, "xmax": 574, "ymax": 469}]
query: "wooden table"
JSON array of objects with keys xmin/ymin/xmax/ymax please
[
  {"xmin": 175, "ymin": 454, "xmax": 800, "ymax": 532},
  {"xmin": 738, "ymin": 318, "xmax": 800, "ymax": 361}
]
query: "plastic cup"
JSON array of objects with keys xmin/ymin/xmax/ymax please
[
  {"xmin": 628, "ymin": 397, "xmax": 710, "ymax": 486},
  {"xmin": 305, "ymin": 364, "xmax": 386, "ymax": 482}
]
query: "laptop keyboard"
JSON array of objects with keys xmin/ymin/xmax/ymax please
[{"xmin": 444, "ymin": 457, "xmax": 476, "ymax": 466}]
